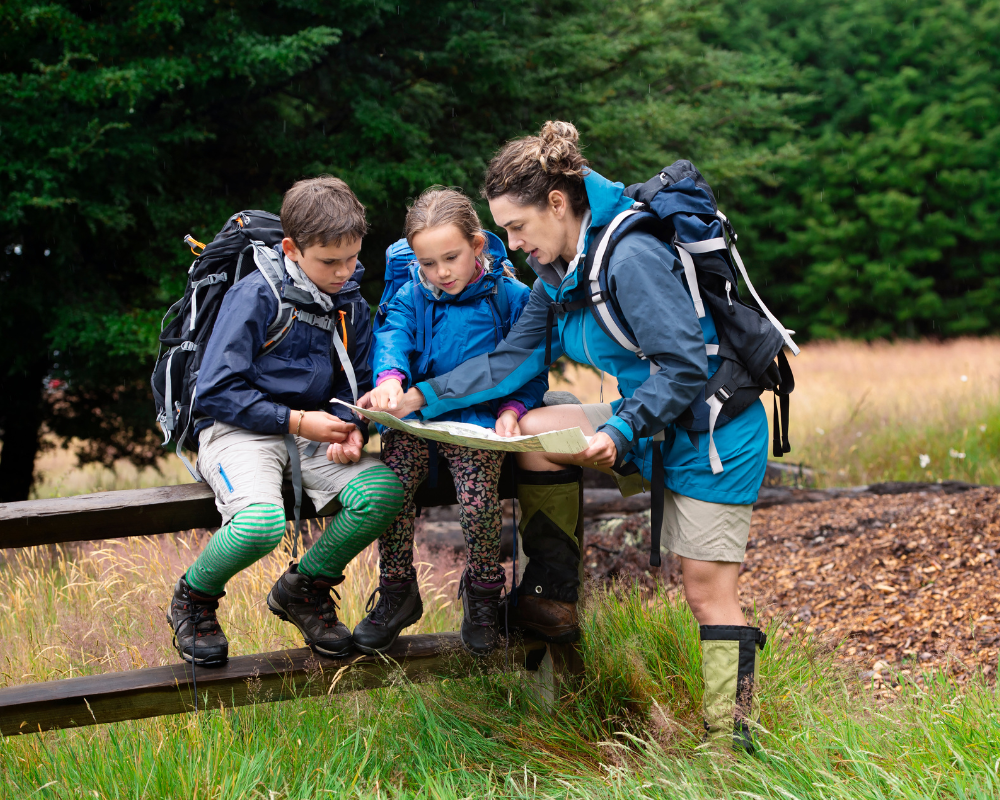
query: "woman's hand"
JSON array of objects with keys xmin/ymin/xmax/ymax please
[
  {"xmin": 326, "ymin": 426, "xmax": 365, "ymax": 464},
  {"xmin": 369, "ymin": 379, "xmax": 405, "ymax": 412},
  {"xmin": 294, "ymin": 411, "xmax": 353, "ymax": 443},
  {"xmin": 574, "ymin": 431, "xmax": 617, "ymax": 469},
  {"xmin": 495, "ymin": 409, "xmax": 521, "ymax": 437}
]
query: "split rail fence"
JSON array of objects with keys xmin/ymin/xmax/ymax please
[{"xmin": 0, "ymin": 472, "xmax": 582, "ymax": 737}]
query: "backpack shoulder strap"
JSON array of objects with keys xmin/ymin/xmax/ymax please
[{"xmin": 492, "ymin": 277, "xmax": 512, "ymax": 337}]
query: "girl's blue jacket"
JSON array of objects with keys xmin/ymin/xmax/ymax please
[
  {"xmin": 414, "ymin": 170, "xmax": 768, "ymax": 506},
  {"xmin": 373, "ymin": 260, "xmax": 548, "ymax": 428}
]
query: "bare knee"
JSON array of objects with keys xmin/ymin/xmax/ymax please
[{"xmin": 681, "ymin": 557, "xmax": 744, "ymax": 626}]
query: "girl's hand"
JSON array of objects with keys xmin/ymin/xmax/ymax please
[
  {"xmin": 574, "ymin": 431, "xmax": 617, "ymax": 469},
  {"xmin": 295, "ymin": 411, "xmax": 353, "ymax": 443},
  {"xmin": 495, "ymin": 410, "xmax": 521, "ymax": 437},
  {"xmin": 370, "ymin": 379, "xmax": 404, "ymax": 411},
  {"xmin": 380, "ymin": 386, "xmax": 426, "ymax": 419},
  {"xmin": 327, "ymin": 427, "xmax": 365, "ymax": 464}
]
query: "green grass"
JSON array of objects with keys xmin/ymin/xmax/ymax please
[{"xmin": 4, "ymin": 584, "xmax": 1000, "ymax": 799}]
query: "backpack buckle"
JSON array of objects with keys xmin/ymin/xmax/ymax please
[{"xmin": 715, "ymin": 386, "xmax": 733, "ymax": 403}]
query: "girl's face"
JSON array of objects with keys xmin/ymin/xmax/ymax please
[
  {"xmin": 489, "ymin": 191, "xmax": 581, "ymax": 266},
  {"xmin": 411, "ymin": 224, "xmax": 485, "ymax": 296}
]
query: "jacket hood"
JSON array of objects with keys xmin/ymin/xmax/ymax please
[{"xmin": 526, "ymin": 168, "xmax": 635, "ymax": 288}]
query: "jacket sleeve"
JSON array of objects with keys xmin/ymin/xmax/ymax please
[
  {"xmin": 594, "ymin": 236, "xmax": 707, "ymax": 464},
  {"xmin": 195, "ymin": 278, "xmax": 290, "ymax": 435},
  {"xmin": 497, "ymin": 278, "xmax": 549, "ymax": 413},
  {"xmin": 417, "ymin": 279, "xmax": 558, "ymax": 417},
  {"xmin": 327, "ymin": 296, "xmax": 375, "ymax": 439},
  {"xmin": 370, "ymin": 283, "xmax": 419, "ymax": 388}
]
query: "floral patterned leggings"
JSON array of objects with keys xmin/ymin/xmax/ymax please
[{"xmin": 379, "ymin": 430, "xmax": 507, "ymax": 584}]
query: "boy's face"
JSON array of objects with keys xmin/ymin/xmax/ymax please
[{"xmin": 283, "ymin": 236, "xmax": 362, "ymax": 294}]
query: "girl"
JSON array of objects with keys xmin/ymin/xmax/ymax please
[
  {"xmin": 375, "ymin": 123, "xmax": 773, "ymax": 751},
  {"xmin": 352, "ymin": 187, "xmax": 548, "ymax": 657}
]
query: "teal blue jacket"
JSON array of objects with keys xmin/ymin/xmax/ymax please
[{"xmin": 416, "ymin": 170, "xmax": 767, "ymax": 505}]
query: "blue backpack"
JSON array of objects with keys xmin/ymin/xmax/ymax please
[{"xmin": 375, "ymin": 231, "xmax": 515, "ymax": 378}]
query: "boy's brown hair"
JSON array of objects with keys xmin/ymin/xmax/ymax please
[{"xmin": 280, "ymin": 175, "xmax": 368, "ymax": 250}]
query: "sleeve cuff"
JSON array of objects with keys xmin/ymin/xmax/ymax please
[
  {"xmin": 277, "ymin": 405, "xmax": 291, "ymax": 433},
  {"xmin": 597, "ymin": 415, "xmax": 634, "ymax": 466},
  {"xmin": 497, "ymin": 400, "xmax": 527, "ymax": 420},
  {"xmin": 376, "ymin": 369, "xmax": 407, "ymax": 388}
]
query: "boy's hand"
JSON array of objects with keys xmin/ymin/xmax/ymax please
[
  {"xmin": 370, "ymin": 379, "xmax": 405, "ymax": 412},
  {"xmin": 495, "ymin": 409, "xmax": 521, "ymax": 437},
  {"xmin": 295, "ymin": 411, "xmax": 354, "ymax": 443},
  {"xmin": 327, "ymin": 427, "xmax": 365, "ymax": 464}
]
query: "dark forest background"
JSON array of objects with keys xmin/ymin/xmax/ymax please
[{"xmin": 2, "ymin": 0, "xmax": 997, "ymax": 500}]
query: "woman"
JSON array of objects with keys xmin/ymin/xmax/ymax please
[{"xmin": 366, "ymin": 121, "xmax": 770, "ymax": 751}]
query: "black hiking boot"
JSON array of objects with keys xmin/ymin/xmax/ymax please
[
  {"xmin": 266, "ymin": 563, "xmax": 354, "ymax": 658},
  {"xmin": 165, "ymin": 574, "xmax": 229, "ymax": 667},
  {"xmin": 352, "ymin": 579, "xmax": 423, "ymax": 655},
  {"xmin": 459, "ymin": 572, "xmax": 504, "ymax": 657}
]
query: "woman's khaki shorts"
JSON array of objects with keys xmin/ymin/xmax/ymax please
[{"xmin": 580, "ymin": 402, "xmax": 753, "ymax": 564}]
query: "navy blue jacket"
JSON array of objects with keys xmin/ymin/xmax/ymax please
[{"xmin": 194, "ymin": 250, "xmax": 372, "ymax": 439}]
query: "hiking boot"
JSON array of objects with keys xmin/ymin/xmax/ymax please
[
  {"xmin": 165, "ymin": 574, "xmax": 229, "ymax": 667},
  {"xmin": 266, "ymin": 563, "xmax": 353, "ymax": 658},
  {"xmin": 459, "ymin": 572, "xmax": 505, "ymax": 656},
  {"xmin": 353, "ymin": 579, "xmax": 423, "ymax": 655},
  {"xmin": 502, "ymin": 593, "xmax": 580, "ymax": 643}
]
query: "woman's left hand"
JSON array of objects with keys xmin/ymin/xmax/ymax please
[{"xmin": 574, "ymin": 431, "xmax": 617, "ymax": 469}]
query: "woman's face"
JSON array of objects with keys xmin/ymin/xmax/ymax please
[
  {"xmin": 489, "ymin": 192, "xmax": 580, "ymax": 266},
  {"xmin": 411, "ymin": 224, "xmax": 485, "ymax": 296}
]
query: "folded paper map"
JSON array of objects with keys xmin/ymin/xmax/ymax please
[{"xmin": 331, "ymin": 399, "xmax": 589, "ymax": 454}]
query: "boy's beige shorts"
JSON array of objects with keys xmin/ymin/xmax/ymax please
[
  {"xmin": 197, "ymin": 421, "xmax": 382, "ymax": 524},
  {"xmin": 581, "ymin": 403, "xmax": 753, "ymax": 564}
]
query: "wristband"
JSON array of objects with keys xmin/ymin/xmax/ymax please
[{"xmin": 296, "ymin": 410, "xmax": 304, "ymax": 436}]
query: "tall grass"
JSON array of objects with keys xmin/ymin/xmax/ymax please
[{"xmin": 4, "ymin": 579, "xmax": 1000, "ymax": 798}]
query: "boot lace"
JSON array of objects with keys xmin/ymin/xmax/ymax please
[
  {"xmin": 309, "ymin": 584, "xmax": 342, "ymax": 629},
  {"xmin": 365, "ymin": 584, "xmax": 408, "ymax": 626},
  {"xmin": 458, "ymin": 579, "xmax": 499, "ymax": 627}
]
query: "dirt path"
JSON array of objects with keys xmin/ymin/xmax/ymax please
[{"xmin": 583, "ymin": 487, "xmax": 1000, "ymax": 683}]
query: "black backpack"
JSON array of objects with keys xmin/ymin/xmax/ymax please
[
  {"xmin": 577, "ymin": 160, "xmax": 799, "ymax": 470},
  {"xmin": 152, "ymin": 210, "xmax": 357, "ymax": 479}
]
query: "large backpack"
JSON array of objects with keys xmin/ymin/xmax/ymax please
[
  {"xmin": 573, "ymin": 160, "xmax": 799, "ymax": 474},
  {"xmin": 152, "ymin": 210, "xmax": 357, "ymax": 480},
  {"xmin": 374, "ymin": 230, "xmax": 515, "ymax": 379}
]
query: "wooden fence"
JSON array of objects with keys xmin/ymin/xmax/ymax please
[{"xmin": 0, "ymin": 474, "xmax": 582, "ymax": 736}]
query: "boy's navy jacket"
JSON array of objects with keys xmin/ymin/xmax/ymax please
[
  {"xmin": 373, "ymin": 260, "xmax": 548, "ymax": 428},
  {"xmin": 194, "ymin": 245, "xmax": 372, "ymax": 439},
  {"xmin": 415, "ymin": 170, "xmax": 768, "ymax": 505}
]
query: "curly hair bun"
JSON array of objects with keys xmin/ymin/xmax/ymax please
[{"xmin": 483, "ymin": 119, "xmax": 590, "ymax": 215}]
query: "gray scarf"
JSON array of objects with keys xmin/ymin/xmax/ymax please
[{"xmin": 284, "ymin": 255, "xmax": 335, "ymax": 312}]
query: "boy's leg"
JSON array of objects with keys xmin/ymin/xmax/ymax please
[
  {"xmin": 168, "ymin": 423, "xmax": 289, "ymax": 665},
  {"xmin": 268, "ymin": 436, "xmax": 405, "ymax": 657},
  {"xmin": 441, "ymin": 443, "xmax": 506, "ymax": 655},
  {"xmin": 352, "ymin": 430, "xmax": 429, "ymax": 654}
]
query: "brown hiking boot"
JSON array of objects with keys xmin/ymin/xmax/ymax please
[
  {"xmin": 503, "ymin": 593, "xmax": 580, "ymax": 643},
  {"xmin": 266, "ymin": 563, "xmax": 354, "ymax": 658}
]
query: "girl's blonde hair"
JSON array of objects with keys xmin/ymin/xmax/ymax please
[
  {"xmin": 404, "ymin": 187, "xmax": 514, "ymax": 277},
  {"xmin": 481, "ymin": 120, "xmax": 590, "ymax": 215}
]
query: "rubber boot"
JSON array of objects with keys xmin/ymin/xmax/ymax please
[
  {"xmin": 506, "ymin": 466, "xmax": 584, "ymax": 643},
  {"xmin": 700, "ymin": 625, "xmax": 767, "ymax": 754}
]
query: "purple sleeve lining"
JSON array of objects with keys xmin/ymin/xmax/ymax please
[
  {"xmin": 497, "ymin": 400, "xmax": 527, "ymax": 420},
  {"xmin": 377, "ymin": 369, "xmax": 407, "ymax": 387}
]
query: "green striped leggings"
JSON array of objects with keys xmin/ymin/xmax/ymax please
[{"xmin": 186, "ymin": 465, "xmax": 403, "ymax": 595}]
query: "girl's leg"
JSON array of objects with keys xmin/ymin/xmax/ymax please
[
  {"xmin": 441, "ymin": 443, "xmax": 507, "ymax": 655},
  {"xmin": 441, "ymin": 443, "xmax": 506, "ymax": 584},
  {"xmin": 373, "ymin": 431, "xmax": 431, "ymax": 582},
  {"xmin": 351, "ymin": 431, "xmax": 429, "ymax": 654}
]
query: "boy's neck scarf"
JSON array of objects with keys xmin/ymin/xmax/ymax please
[{"xmin": 284, "ymin": 255, "xmax": 335, "ymax": 313}]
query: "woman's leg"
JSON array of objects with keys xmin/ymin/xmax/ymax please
[
  {"xmin": 514, "ymin": 405, "xmax": 608, "ymax": 472},
  {"xmin": 679, "ymin": 558, "xmax": 745, "ymax": 626}
]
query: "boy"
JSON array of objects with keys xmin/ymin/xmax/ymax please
[{"xmin": 166, "ymin": 176, "xmax": 404, "ymax": 665}]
